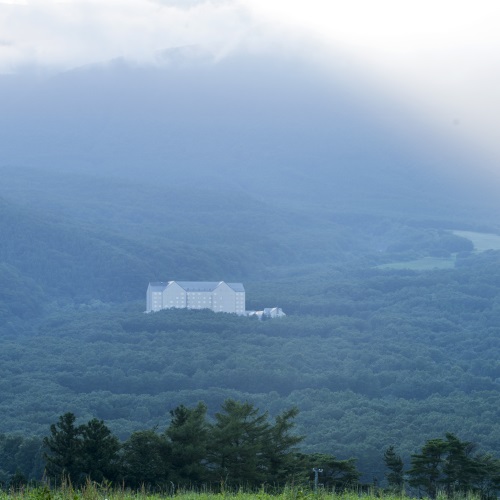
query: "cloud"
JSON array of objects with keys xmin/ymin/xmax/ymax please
[
  {"xmin": 240, "ymin": 0, "xmax": 500, "ymax": 169},
  {"xmin": 1, "ymin": 0, "xmax": 500, "ymax": 166},
  {"xmin": 148, "ymin": 0, "xmax": 222, "ymax": 7},
  {"xmin": 0, "ymin": 1, "xmax": 259, "ymax": 73}
]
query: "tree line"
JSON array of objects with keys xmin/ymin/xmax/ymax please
[
  {"xmin": 42, "ymin": 400, "xmax": 359, "ymax": 490},
  {"xmin": 384, "ymin": 434, "xmax": 500, "ymax": 499},
  {"xmin": 3, "ymin": 400, "xmax": 500, "ymax": 499}
]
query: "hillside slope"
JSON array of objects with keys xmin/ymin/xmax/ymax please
[
  {"xmin": 1, "ymin": 53, "xmax": 500, "ymax": 485},
  {"xmin": 1, "ymin": 253, "xmax": 500, "ymax": 480},
  {"xmin": 1, "ymin": 56, "xmax": 500, "ymax": 224}
]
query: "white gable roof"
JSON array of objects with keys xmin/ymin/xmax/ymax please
[
  {"xmin": 175, "ymin": 281, "xmax": 244, "ymax": 292},
  {"xmin": 149, "ymin": 281, "xmax": 244, "ymax": 292}
]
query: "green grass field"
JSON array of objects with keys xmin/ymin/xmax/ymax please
[
  {"xmin": 0, "ymin": 484, "xmax": 481, "ymax": 500},
  {"xmin": 451, "ymin": 230, "xmax": 500, "ymax": 252},
  {"xmin": 378, "ymin": 230, "xmax": 500, "ymax": 271}
]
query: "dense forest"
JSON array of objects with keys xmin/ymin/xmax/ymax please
[
  {"xmin": 1, "ymin": 164, "xmax": 500, "ymax": 485},
  {"xmin": 1, "ymin": 57, "xmax": 500, "ymax": 494},
  {"xmin": 3, "ymin": 403, "xmax": 500, "ymax": 498}
]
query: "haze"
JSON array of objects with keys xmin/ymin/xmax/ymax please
[
  {"xmin": 1, "ymin": 0, "xmax": 500, "ymax": 170},
  {"xmin": 3, "ymin": 1, "xmax": 500, "ymax": 484}
]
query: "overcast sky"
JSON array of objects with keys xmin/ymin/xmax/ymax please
[{"xmin": 2, "ymin": 0, "xmax": 500, "ymax": 167}]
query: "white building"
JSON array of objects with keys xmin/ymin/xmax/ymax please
[
  {"xmin": 146, "ymin": 281, "xmax": 245, "ymax": 314},
  {"xmin": 247, "ymin": 307, "xmax": 286, "ymax": 320},
  {"xmin": 263, "ymin": 307, "xmax": 286, "ymax": 318}
]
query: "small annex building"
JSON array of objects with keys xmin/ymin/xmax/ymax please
[
  {"xmin": 146, "ymin": 281, "xmax": 245, "ymax": 314},
  {"xmin": 247, "ymin": 307, "xmax": 286, "ymax": 320}
]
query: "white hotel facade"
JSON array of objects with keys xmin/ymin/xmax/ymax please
[{"xmin": 146, "ymin": 281, "xmax": 245, "ymax": 314}]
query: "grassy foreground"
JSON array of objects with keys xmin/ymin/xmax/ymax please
[{"xmin": 0, "ymin": 484, "xmax": 481, "ymax": 500}]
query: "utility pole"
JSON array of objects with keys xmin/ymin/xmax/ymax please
[{"xmin": 312, "ymin": 468, "xmax": 323, "ymax": 492}]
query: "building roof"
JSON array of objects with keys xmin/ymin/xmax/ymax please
[
  {"xmin": 175, "ymin": 281, "xmax": 244, "ymax": 292},
  {"xmin": 148, "ymin": 281, "xmax": 244, "ymax": 292},
  {"xmin": 225, "ymin": 282, "xmax": 245, "ymax": 292},
  {"xmin": 148, "ymin": 282, "xmax": 168, "ymax": 289}
]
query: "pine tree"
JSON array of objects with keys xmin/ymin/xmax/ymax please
[
  {"xmin": 474, "ymin": 454, "xmax": 500, "ymax": 499},
  {"xmin": 43, "ymin": 412, "xmax": 82, "ymax": 484},
  {"xmin": 407, "ymin": 434, "xmax": 500, "ymax": 499},
  {"xmin": 408, "ymin": 438, "xmax": 448, "ymax": 498},
  {"xmin": 121, "ymin": 429, "xmax": 171, "ymax": 489},
  {"xmin": 383, "ymin": 445, "xmax": 405, "ymax": 492},
  {"xmin": 79, "ymin": 418, "xmax": 120, "ymax": 483},
  {"xmin": 442, "ymin": 433, "xmax": 477, "ymax": 495},
  {"xmin": 208, "ymin": 399, "xmax": 270, "ymax": 487},
  {"xmin": 166, "ymin": 403, "xmax": 209, "ymax": 486},
  {"xmin": 264, "ymin": 407, "xmax": 304, "ymax": 484}
]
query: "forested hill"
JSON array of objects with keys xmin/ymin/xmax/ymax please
[
  {"xmin": 2, "ymin": 57, "xmax": 500, "ymax": 220},
  {"xmin": 2, "ymin": 60, "xmax": 500, "ymax": 303},
  {"xmin": 0, "ymin": 164, "xmax": 497, "ymax": 313},
  {"xmin": 1, "ymin": 253, "xmax": 500, "ymax": 481},
  {"xmin": 0, "ymin": 166, "xmax": 312, "ymax": 308},
  {"xmin": 2, "ymin": 55, "xmax": 500, "ymax": 486}
]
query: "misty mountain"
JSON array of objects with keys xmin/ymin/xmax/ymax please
[
  {"xmin": 1, "ymin": 52, "xmax": 499, "ymax": 322},
  {"xmin": 1, "ymin": 53, "xmax": 500, "ymax": 313},
  {"xmin": 2, "ymin": 177, "xmax": 275, "ymax": 308},
  {"xmin": 0, "ymin": 161, "xmax": 484, "ymax": 318},
  {"xmin": 1, "ymin": 52, "xmax": 500, "ymax": 485},
  {"xmin": 2, "ymin": 54, "xmax": 499, "ymax": 225}
]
